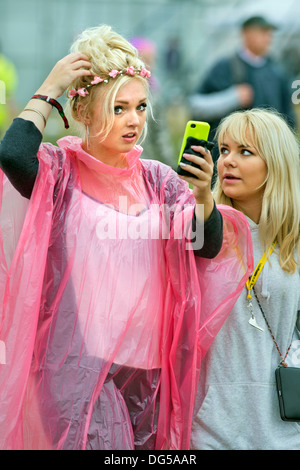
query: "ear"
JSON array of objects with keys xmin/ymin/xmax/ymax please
[{"xmin": 77, "ymin": 102, "xmax": 91, "ymax": 125}]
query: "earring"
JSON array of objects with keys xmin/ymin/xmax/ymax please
[{"xmin": 86, "ymin": 124, "xmax": 89, "ymax": 148}]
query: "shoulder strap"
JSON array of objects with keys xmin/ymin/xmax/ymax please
[{"xmin": 230, "ymin": 53, "xmax": 246, "ymax": 84}]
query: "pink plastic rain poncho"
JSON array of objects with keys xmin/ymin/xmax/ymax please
[{"xmin": 0, "ymin": 136, "xmax": 253, "ymax": 450}]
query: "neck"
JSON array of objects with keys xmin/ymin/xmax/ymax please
[
  {"xmin": 240, "ymin": 47, "xmax": 267, "ymax": 65},
  {"xmin": 82, "ymin": 140, "xmax": 128, "ymax": 168},
  {"xmin": 231, "ymin": 199, "xmax": 262, "ymax": 224}
]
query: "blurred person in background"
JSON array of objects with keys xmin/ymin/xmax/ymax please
[
  {"xmin": 188, "ymin": 15, "xmax": 296, "ymax": 175},
  {"xmin": 165, "ymin": 36, "xmax": 182, "ymax": 80},
  {"xmin": 0, "ymin": 44, "xmax": 18, "ymax": 138}
]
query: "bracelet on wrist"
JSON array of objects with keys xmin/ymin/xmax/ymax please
[
  {"xmin": 23, "ymin": 107, "xmax": 47, "ymax": 127},
  {"xmin": 31, "ymin": 94, "xmax": 69, "ymax": 129}
]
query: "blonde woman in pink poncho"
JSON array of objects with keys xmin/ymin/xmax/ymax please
[{"xmin": 0, "ymin": 25, "xmax": 252, "ymax": 450}]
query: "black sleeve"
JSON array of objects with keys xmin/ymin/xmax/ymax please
[
  {"xmin": 192, "ymin": 202, "xmax": 223, "ymax": 258},
  {"xmin": 0, "ymin": 118, "xmax": 42, "ymax": 199}
]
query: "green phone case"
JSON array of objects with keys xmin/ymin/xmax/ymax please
[{"xmin": 177, "ymin": 120, "xmax": 210, "ymax": 165}]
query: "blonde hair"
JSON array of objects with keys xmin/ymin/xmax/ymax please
[
  {"xmin": 213, "ymin": 108, "xmax": 300, "ymax": 273},
  {"xmin": 66, "ymin": 25, "xmax": 151, "ymax": 141}
]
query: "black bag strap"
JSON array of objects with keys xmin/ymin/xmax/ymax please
[{"xmin": 230, "ymin": 53, "xmax": 247, "ymax": 84}]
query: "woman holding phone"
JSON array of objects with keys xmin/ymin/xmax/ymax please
[
  {"xmin": 0, "ymin": 25, "xmax": 252, "ymax": 450},
  {"xmin": 191, "ymin": 108, "xmax": 300, "ymax": 450}
]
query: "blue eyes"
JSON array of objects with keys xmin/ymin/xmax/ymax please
[
  {"xmin": 220, "ymin": 147, "xmax": 253, "ymax": 156},
  {"xmin": 114, "ymin": 103, "xmax": 147, "ymax": 115}
]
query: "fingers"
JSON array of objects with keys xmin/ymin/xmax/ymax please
[
  {"xmin": 73, "ymin": 60, "xmax": 92, "ymax": 71},
  {"xmin": 189, "ymin": 145, "xmax": 213, "ymax": 165},
  {"xmin": 60, "ymin": 53, "xmax": 92, "ymax": 73},
  {"xmin": 71, "ymin": 52, "xmax": 90, "ymax": 61},
  {"xmin": 40, "ymin": 53, "xmax": 93, "ymax": 98},
  {"xmin": 65, "ymin": 52, "xmax": 91, "ymax": 64},
  {"xmin": 71, "ymin": 55, "xmax": 92, "ymax": 72},
  {"xmin": 178, "ymin": 145, "xmax": 214, "ymax": 209},
  {"xmin": 179, "ymin": 146, "xmax": 213, "ymax": 180}
]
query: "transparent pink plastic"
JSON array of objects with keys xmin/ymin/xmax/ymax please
[{"xmin": 0, "ymin": 138, "xmax": 253, "ymax": 449}]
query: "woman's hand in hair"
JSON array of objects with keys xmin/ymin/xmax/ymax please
[{"xmin": 37, "ymin": 53, "xmax": 93, "ymax": 99}]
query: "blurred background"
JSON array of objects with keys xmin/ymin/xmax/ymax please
[{"xmin": 1, "ymin": 0, "xmax": 300, "ymax": 166}]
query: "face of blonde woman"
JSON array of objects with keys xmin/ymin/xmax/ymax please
[
  {"xmin": 217, "ymin": 133, "xmax": 268, "ymax": 217},
  {"xmin": 87, "ymin": 79, "xmax": 148, "ymax": 163}
]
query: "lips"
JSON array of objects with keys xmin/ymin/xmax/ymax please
[
  {"xmin": 223, "ymin": 173, "xmax": 241, "ymax": 181},
  {"xmin": 122, "ymin": 132, "xmax": 137, "ymax": 142}
]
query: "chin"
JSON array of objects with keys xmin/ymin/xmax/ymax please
[
  {"xmin": 121, "ymin": 141, "xmax": 138, "ymax": 152},
  {"xmin": 223, "ymin": 189, "xmax": 238, "ymax": 200}
]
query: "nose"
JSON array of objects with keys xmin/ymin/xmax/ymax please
[
  {"xmin": 127, "ymin": 109, "xmax": 140, "ymax": 127},
  {"xmin": 223, "ymin": 150, "xmax": 237, "ymax": 167}
]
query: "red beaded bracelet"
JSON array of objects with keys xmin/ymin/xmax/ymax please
[{"xmin": 31, "ymin": 94, "xmax": 69, "ymax": 129}]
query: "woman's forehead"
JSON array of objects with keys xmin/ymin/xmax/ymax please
[
  {"xmin": 115, "ymin": 79, "xmax": 148, "ymax": 100},
  {"xmin": 219, "ymin": 129, "xmax": 254, "ymax": 147}
]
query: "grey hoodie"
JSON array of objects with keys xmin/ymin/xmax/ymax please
[{"xmin": 191, "ymin": 217, "xmax": 300, "ymax": 450}]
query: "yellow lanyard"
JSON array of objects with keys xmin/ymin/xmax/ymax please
[{"xmin": 246, "ymin": 241, "xmax": 277, "ymax": 299}]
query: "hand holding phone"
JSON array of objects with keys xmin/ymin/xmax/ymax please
[
  {"xmin": 176, "ymin": 120, "xmax": 215, "ymax": 221},
  {"xmin": 177, "ymin": 136, "xmax": 215, "ymax": 177},
  {"xmin": 176, "ymin": 121, "xmax": 214, "ymax": 177}
]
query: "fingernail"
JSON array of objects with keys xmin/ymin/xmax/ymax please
[{"xmin": 179, "ymin": 162, "xmax": 187, "ymax": 167}]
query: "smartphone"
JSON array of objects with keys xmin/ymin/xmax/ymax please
[{"xmin": 176, "ymin": 120, "xmax": 213, "ymax": 177}]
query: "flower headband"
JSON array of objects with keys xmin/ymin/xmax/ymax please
[{"xmin": 68, "ymin": 66, "xmax": 151, "ymax": 98}]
